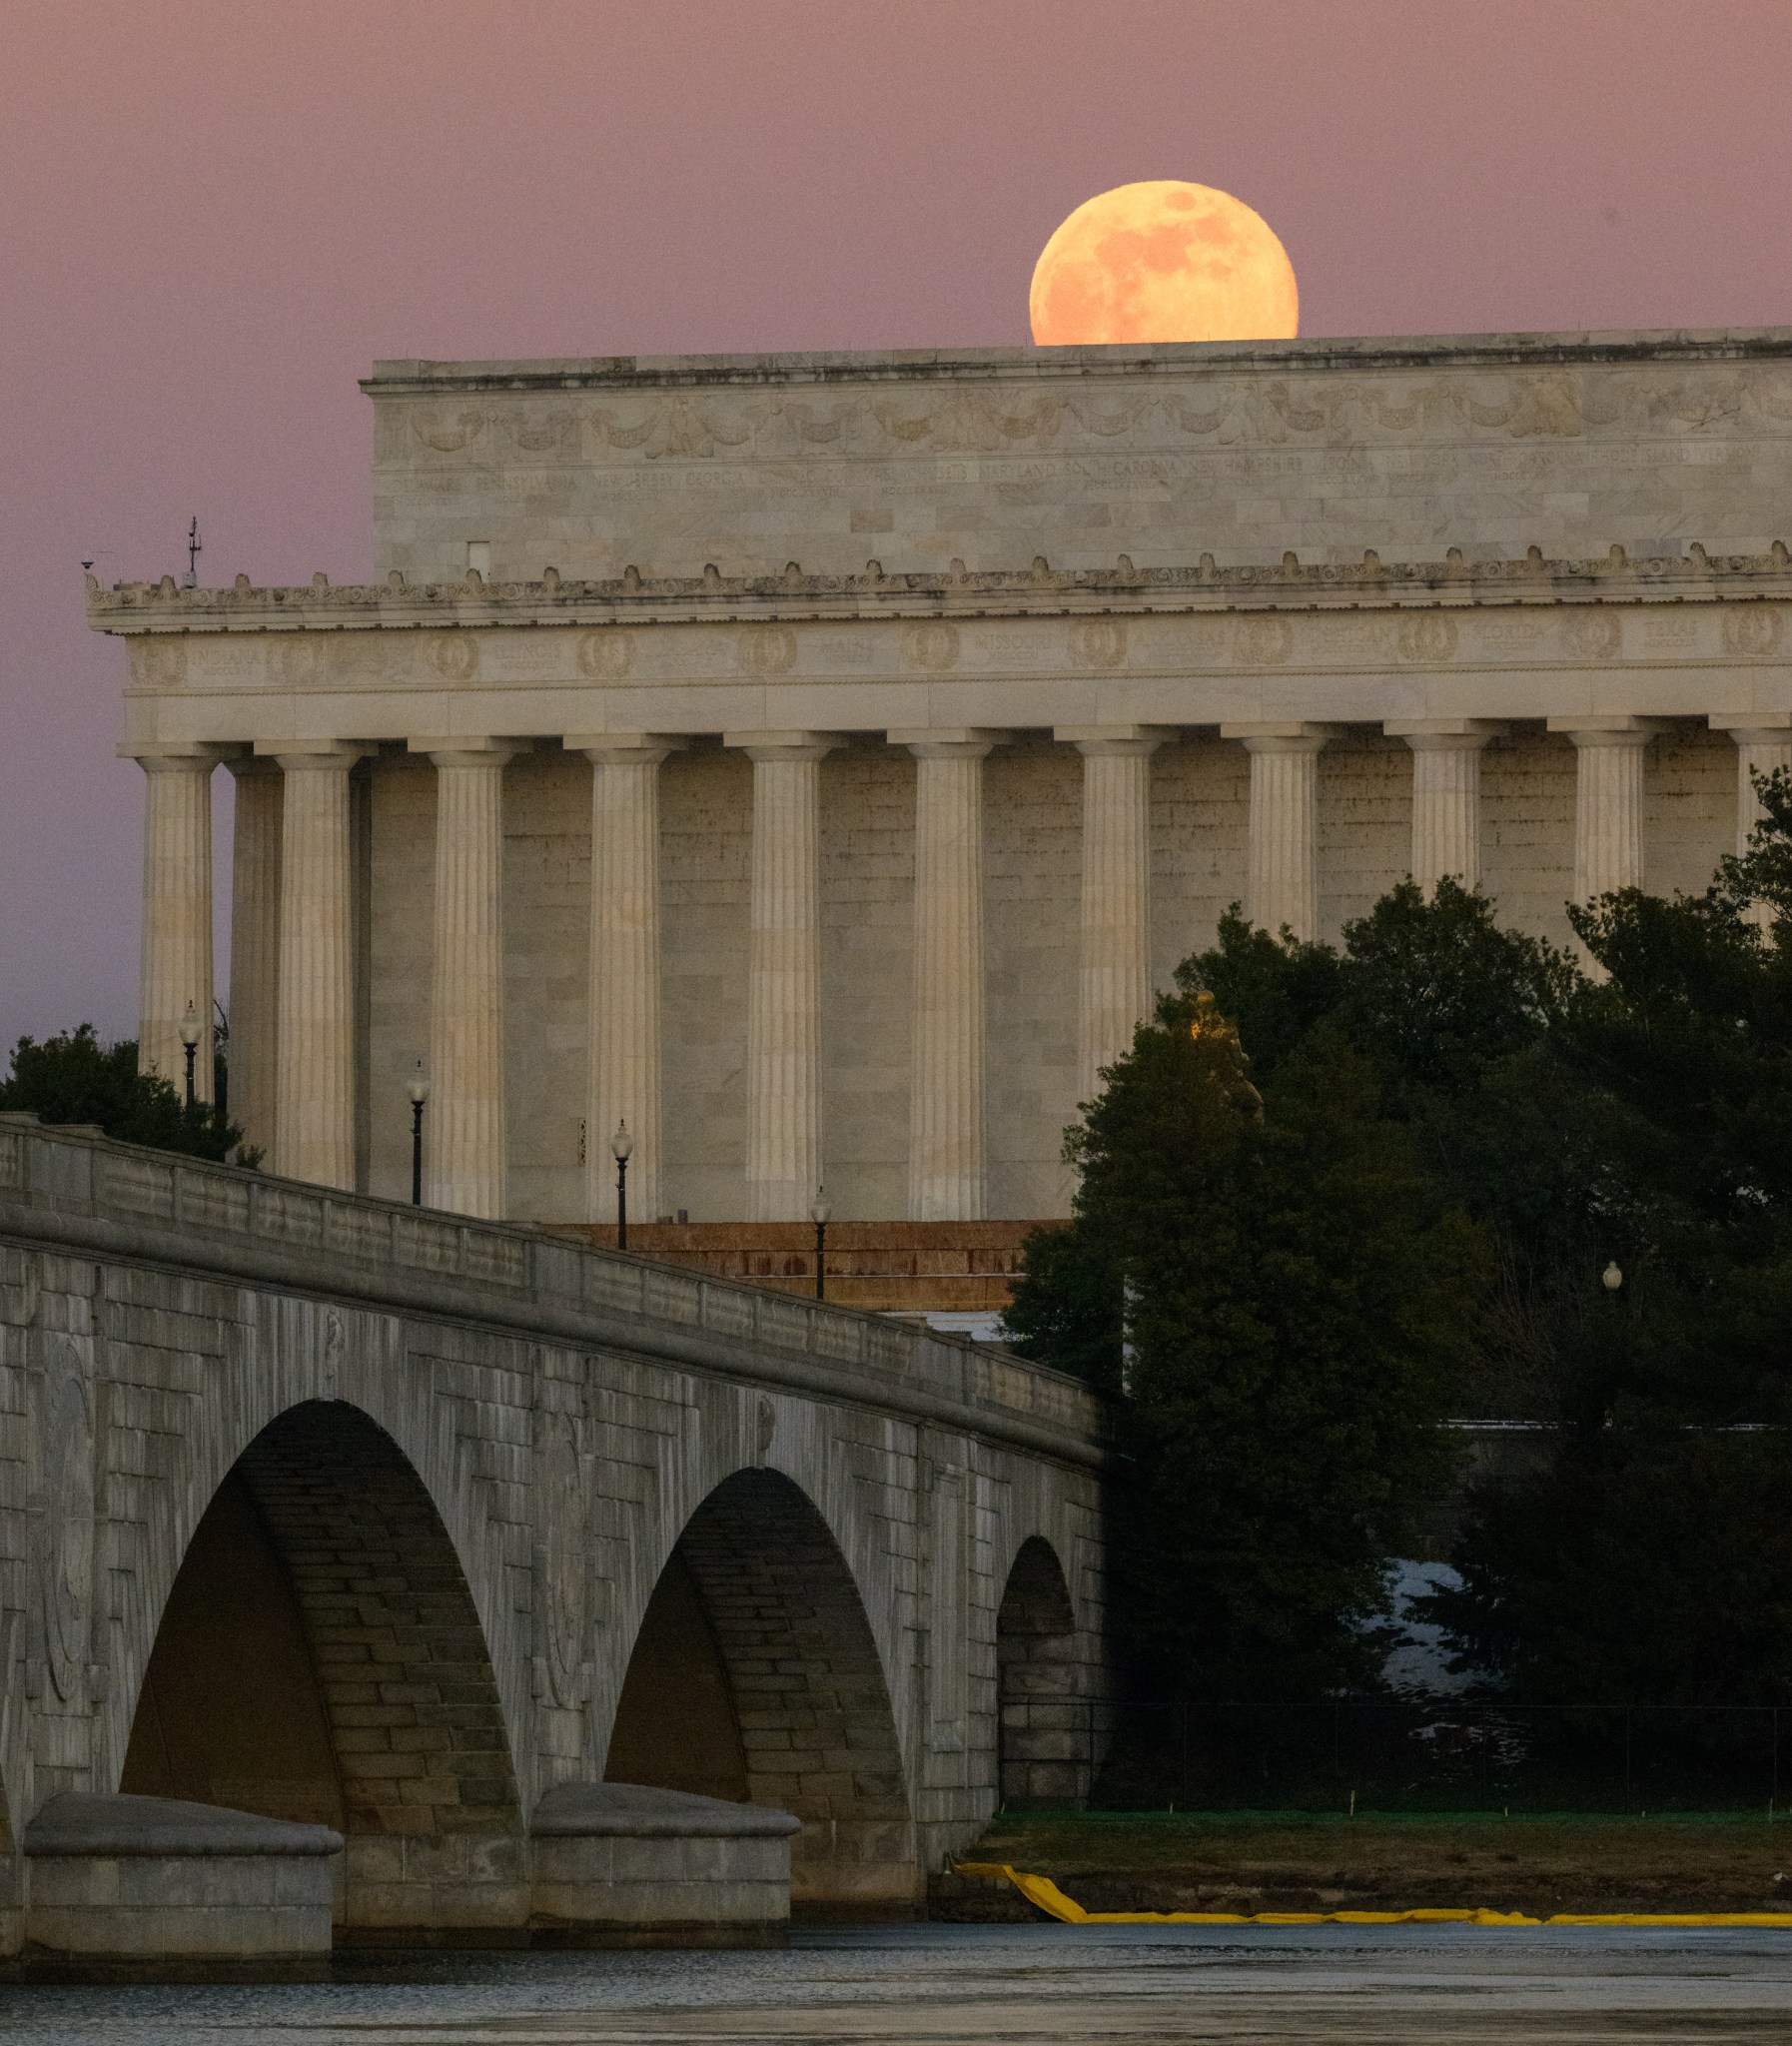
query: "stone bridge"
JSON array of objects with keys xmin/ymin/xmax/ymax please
[{"xmin": 0, "ymin": 1120, "xmax": 1104, "ymax": 1957}]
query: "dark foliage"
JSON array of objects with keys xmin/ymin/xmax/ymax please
[
  {"xmin": 0, "ymin": 1025, "xmax": 255, "ymax": 1166},
  {"xmin": 1427, "ymin": 771, "xmax": 1792, "ymax": 1705},
  {"xmin": 1010, "ymin": 986, "xmax": 1477, "ymax": 1698},
  {"xmin": 1013, "ymin": 803, "xmax": 1792, "ymax": 1708}
]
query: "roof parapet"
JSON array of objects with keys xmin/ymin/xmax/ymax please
[{"xmin": 85, "ymin": 542, "xmax": 1792, "ymax": 633}]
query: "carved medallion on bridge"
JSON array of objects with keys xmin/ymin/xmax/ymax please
[
  {"xmin": 1396, "ymin": 613, "xmax": 1458, "ymax": 664},
  {"xmin": 136, "ymin": 638, "xmax": 188, "ymax": 688},
  {"xmin": 536, "ymin": 1404, "xmax": 589, "ymax": 1709},
  {"xmin": 1068, "ymin": 619, "xmax": 1128, "ymax": 670},
  {"xmin": 32, "ymin": 1330, "xmax": 94, "ymax": 1709},
  {"xmin": 1234, "ymin": 614, "xmax": 1294, "ymax": 666},
  {"xmin": 271, "ymin": 636, "xmax": 323, "ymax": 687},
  {"xmin": 902, "ymin": 621, "xmax": 960, "ymax": 672},
  {"xmin": 736, "ymin": 625, "xmax": 798, "ymax": 676},
  {"xmin": 430, "ymin": 632, "xmax": 480, "ymax": 681},
  {"xmin": 1563, "ymin": 610, "xmax": 1622, "ymax": 659},
  {"xmin": 577, "ymin": 629, "xmax": 634, "ymax": 680},
  {"xmin": 1722, "ymin": 607, "xmax": 1783, "ymax": 656}
]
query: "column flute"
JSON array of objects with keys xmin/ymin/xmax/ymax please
[
  {"xmin": 130, "ymin": 742, "xmax": 231, "ymax": 1104},
  {"xmin": 730, "ymin": 732, "xmax": 837, "ymax": 1221},
  {"xmin": 271, "ymin": 741, "xmax": 370, "ymax": 1190},
  {"xmin": 570, "ymin": 734, "xmax": 684, "ymax": 1225},
  {"xmin": 1060, "ymin": 726, "xmax": 1167, "ymax": 1102},
  {"xmin": 894, "ymin": 729, "xmax": 998, "ymax": 1223}
]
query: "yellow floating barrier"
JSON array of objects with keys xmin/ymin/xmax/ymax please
[{"xmin": 952, "ymin": 1862, "xmax": 1792, "ymax": 1930}]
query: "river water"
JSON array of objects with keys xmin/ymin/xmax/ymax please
[{"xmin": 4, "ymin": 1920, "xmax": 1792, "ymax": 2042}]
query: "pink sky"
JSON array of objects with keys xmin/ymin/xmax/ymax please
[{"xmin": 4, "ymin": 0, "xmax": 1790, "ymax": 1051}]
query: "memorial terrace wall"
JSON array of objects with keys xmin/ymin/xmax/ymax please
[
  {"xmin": 363, "ymin": 330, "xmax": 1792, "ymax": 581},
  {"xmin": 92, "ymin": 541, "xmax": 1792, "ymax": 1233}
]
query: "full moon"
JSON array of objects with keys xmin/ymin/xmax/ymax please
[{"xmin": 1030, "ymin": 181, "xmax": 1299, "ymax": 347}]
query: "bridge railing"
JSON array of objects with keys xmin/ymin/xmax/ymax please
[{"xmin": 0, "ymin": 1116, "xmax": 1103, "ymax": 1466}]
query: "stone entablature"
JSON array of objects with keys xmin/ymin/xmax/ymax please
[{"xmin": 91, "ymin": 549, "xmax": 1792, "ymax": 740}]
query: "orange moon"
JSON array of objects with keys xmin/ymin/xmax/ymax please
[{"xmin": 1030, "ymin": 181, "xmax": 1299, "ymax": 347}]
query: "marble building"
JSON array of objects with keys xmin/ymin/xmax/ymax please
[{"xmin": 90, "ymin": 330, "xmax": 1792, "ymax": 1231}]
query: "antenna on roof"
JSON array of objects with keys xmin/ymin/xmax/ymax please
[{"xmin": 183, "ymin": 516, "xmax": 202, "ymax": 589}]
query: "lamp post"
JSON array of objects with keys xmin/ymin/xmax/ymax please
[
  {"xmin": 408, "ymin": 1062, "xmax": 430, "ymax": 1206},
  {"xmin": 810, "ymin": 1186, "xmax": 831, "ymax": 1302},
  {"xmin": 179, "ymin": 1002, "xmax": 202, "ymax": 1111},
  {"xmin": 611, "ymin": 1121, "xmax": 633, "ymax": 1250}
]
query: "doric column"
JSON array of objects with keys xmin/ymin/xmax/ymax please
[
  {"xmin": 129, "ymin": 743, "xmax": 230, "ymax": 1103},
  {"xmin": 1225, "ymin": 723, "xmax": 1330, "ymax": 943},
  {"xmin": 271, "ymin": 742, "xmax": 370, "ymax": 1190},
  {"xmin": 727, "ymin": 731, "xmax": 838, "ymax": 1222},
  {"xmin": 1057, "ymin": 725, "xmax": 1168, "ymax": 1100},
  {"xmin": 226, "ymin": 755, "xmax": 283, "ymax": 1154},
  {"xmin": 1711, "ymin": 715, "xmax": 1792, "ymax": 857},
  {"xmin": 1550, "ymin": 718, "xmax": 1662, "ymax": 903},
  {"xmin": 569, "ymin": 734, "xmax": 684, "ymax": 1224},
  {"xmin": 1386, "ymin": 720, "xmax": 1506, "ymax": 895},
  {"xmin": 891, "ymin": 729, "xmax": 998, "ymax": 1223},
  {"xmin": 414, "ymin": 738, "xmax": 524, "ymax": 1219}
]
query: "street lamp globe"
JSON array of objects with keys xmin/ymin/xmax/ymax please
[
  {"xmin": 611, "ymin": 1121, "xmax": 633, "ymax": 1164},
  {"xmin": 1602, "ymin": 1260, "xmax": 1623, "ymax": 1293},
  {"xmin": 810, "ymin": 1187, "xmax": 832, "ymax": 1227},
  {"xmin": 179, "ymin": 1003, "xmax": 202, "ymax": 1051},
  {"xmin": 408, "ymin": 1061, "xmax": 431, "ymax": 1107}
]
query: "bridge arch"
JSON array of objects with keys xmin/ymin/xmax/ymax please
[
  {"xmin": 121, "ymin": 1399, "xmax": 524, "ymax": 1935},
  {"xmin": 604, "ymin": 1466, "xmax": 915, "ymax": 1913},
  {"xmin": 995, "ymin": 1533, "xmax": 1091, "ymax": 1807}
]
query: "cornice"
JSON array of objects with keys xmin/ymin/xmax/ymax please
[
  {"xmin": 87, "ymin": 544, "xmax": 1792, "ymax": 636},
  {"xmin": 360, "ymin": 329, "xmax": 1792, "ymax": 398}
]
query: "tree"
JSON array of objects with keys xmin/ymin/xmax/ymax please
[
  {"xmin": 1427, "ymin": 773, "xmax": 1792, "ymax": 1705},
  {"xmin": 0, "ymin": 1025, "xmax": 256, "ymax": 1166},
  {"xmin": 1179, "ymin": 883, "xmax": 1586, "ymax": 1421},
  {"xmin": 1177, "ymin": 880, "xmax": 1574, "ymax": 1107},
  {"xmin": 1010, "ymin": 991, "xmax": 1478, "ymax": 1698},
  {"xmin": 1431, "ymin": 1430, "xmax": 1792, "ymax": 1708}
]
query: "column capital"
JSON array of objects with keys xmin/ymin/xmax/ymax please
[
  {"xmin": 120, "ymin": 740, "xmax": 240, "ymax": 770},
  {"xmin": 1222, "ymin": 721, "xmax": 1334, "ymax": 754},
  {"xmin": 1547, "ymin": 716, "xmax": 1673, "ymax": 747},
  {"xmin": 1711, "ymin": 712, "xmax": 1792, "ymax": 739},
  {"xmin": 225, "ymin": 751, "xmax": 282, "ymax": 782},
  {"xmin": 1055, "ymin": 724, "xmax": 1176, "ymax": 756},
  {"xmin": 723, "ymin": 729, "xmax": 844, "ymax": 761},
  {"xmin": 256, "ymin": 739, "xmax": 376, "ymax": 768},
  {"xmin": 888, "ymin": 726, "xmax": 1003, "ymax": 758},
  {"xmin": 1385, "ymin": 719, "xmax": 1508, "ymax": 749},
  {"xmin": 408, "ymin": 735, "xmax": 532, "ymax": 763},
  {"xmin": 564, "ymin": 732, "xmax": 689, "ymax": 765}
]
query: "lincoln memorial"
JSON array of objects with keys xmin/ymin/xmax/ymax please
[{"xmin": 89, "ymin": 331, "xmax": 1792, "ymax": 1241}]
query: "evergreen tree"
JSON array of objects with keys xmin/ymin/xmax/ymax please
[
  {"xmin": 1428, "ymin": 773, "xmax": 1792, "ymax": 1704},
  {"xmin": 1010, "ymin": 992, "xmax": 1477, "ymax": 1698},
  {"xmin": 0, "ymin": 1025, "xmax": 255, "ymax": 1166},
  {"xmin": 1178, "ymin": 882, "xmax": 1585, "ymax": 1420}
]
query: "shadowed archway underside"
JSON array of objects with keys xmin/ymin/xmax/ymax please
[
  {"xmin": 122, "ymin": 1401, "xmax": 522, "ymax": 1932},
  {"xmin": 607, "ymin": 1468, "xmax": 917, "ymax": 1911}
]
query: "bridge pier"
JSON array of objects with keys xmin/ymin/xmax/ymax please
[{"xmin": 19, "ymin": 1794, "xmax": 340, "ymax": 1980}]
